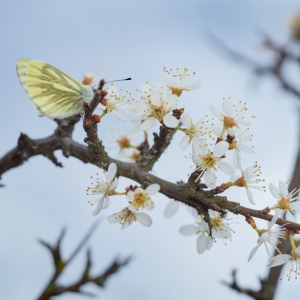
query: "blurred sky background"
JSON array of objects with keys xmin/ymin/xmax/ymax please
[{"xmin": 1, "ymin": 0, "xmax": 300, "ymax": 299}]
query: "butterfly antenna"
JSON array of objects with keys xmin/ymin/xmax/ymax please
[
  {"xmin": 92, "ymin": 77, "xmax": 131, "ymax": 89},
  {"xmin": 105, "ymin": 77, "xmax": 132, "ymax": 84}
]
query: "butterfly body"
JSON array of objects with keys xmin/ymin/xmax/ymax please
[{"xmin": 16, "ymin": 58, "xmax": 94, "ymax": 119}]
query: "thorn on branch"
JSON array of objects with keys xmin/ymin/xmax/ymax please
[
  {"xmin": 93, "ymin": 256, "xmax": 132, "ymax": 287},
  {"xmin": 43, "ymin": 151, "xmax": 63, "ymax": 167},
  {"xmin": 222, "ymin": 269, "xmax": 270, "ymax": 300}
]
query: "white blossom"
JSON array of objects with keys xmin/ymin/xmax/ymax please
[
  {"xmin": 127, "ymin": 184, "xmax": 160, "ymax": 212},
  {"xmin": 107, "ymin": 208, "xmax": 152, "ymax": 229},
  {"xmin": 269, "ymin": 181, "xmax": 300, "ymax": 222},
  {"xmin": 208, "ymin": 209, "xmax": 235, "ymax": 242},
  {"xmin": 192, "ymin": 138, "xmax": 235, "ymax": 188},
  {"xmin": 230, "ymin": 162, "xmax": 265, "ymax": 205},
  {"xmin": 164, "ymin": 67, "xmax": 201, "ymax": 97},
  {"xmin": 248, "ymin": 212, "xmax": 286, "ymax": 262},
  {"xmin": 107, "ymin": 184, "xmax": 160, "ymax": 229},
  {"xmin": 136, "ymin": 85, "xmax": 179, "ymax": 130},
  {"xmin": 179, "ymin": 114, "xmax": 211, "ymax": 150},
  {"xmin": 179, "ymin": 213, "xmax": 213, "ymax": 254},
  {"xmin": 86, "ymin": 163, "xmax": 118, "ymax": 215},
  {"xmin": 180, "ymin": 209, "xmax": 234, "ymax": 254},
  {"xmin": 210, "ymin": 98, "xmax": 252, "ymax": 139},
  {"xmin": 99, "ymin": 85, "xmax": 128, "ymax": 121},
  {"xmin": 268, "ymin": 244, "xmax": 300, "ymax": 280}
]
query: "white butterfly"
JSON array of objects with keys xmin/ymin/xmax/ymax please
[{"xmin": 16, "ymin": 58, "xmax": 94, "ymax": 119}]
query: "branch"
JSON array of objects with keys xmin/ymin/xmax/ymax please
[
  {"xmin": 208, "ymin": 32, "xmax": 300, "ymax": 100},
  {"xmin": 138, "ymin": 124, "xmax": 177, "ymax": 171},
  {"xmin": 210, "ymin": 31, "xmax": 300, "ymax": 298},
  {"xmin": 37, "ymin": 221, "xmax": 130, "ymax": 300},
  {"xmin": 222, "ymin": 270, "xmax": 269, "ymax": 300},
  {"xmin": 0, "ymin": 132, "xmax": 92, "ymax": 178}
]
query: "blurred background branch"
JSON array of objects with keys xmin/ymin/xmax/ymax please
[
  {"xmin": 37, "ymin": 221, "xmax": 131, "ymax": 300},
  {"xmin": 209, "ymin": 15, "xmax": 300, "ymax": 298}
]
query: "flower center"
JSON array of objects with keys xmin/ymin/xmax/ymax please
[
  {"xmin": 117, "ymin": 136, "xmax": 132, "ymax": 149},
  {"xmin": 233, "ymin": 175, "xmax": 247, "ymax": 188},
  {"xmin": 223, "ymin": 116, "xmax": 238, "ymax": 128},
  {"xmin": 131, "ymin": 192, "xmax": 150, "ymax": 209},
  {"xmin": 228, "ymin": 140, "xmax": 237, "ymax": 150},
  {"xmin": 202, "ymin": 152, "xmax": 220, "ymax": 169},
  {"xmin": 171, "ymin": 87, "xmax": 183, "ymax": 97},
  {"xmin": 278, "ymin": 197, "xmax": 291, "ymax": 210}
]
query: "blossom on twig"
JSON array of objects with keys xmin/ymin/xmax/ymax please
[
  {"xmin": 86, "ymin": 163, "xmax": 118, "ymax": 216},
  {"xmin": 192, "ymin": 138, "xmax": 235, "ymax": 188}
]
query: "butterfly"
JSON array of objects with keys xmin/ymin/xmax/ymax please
[{"xmin": 16, "ymin": 58, "xmax": 94, "ymax": 119}]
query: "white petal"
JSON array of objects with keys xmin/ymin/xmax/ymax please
[
  {"xmin": 140, "ymin": 118, "xmax": 157, "ymax": 130},
  {"xmin": 122, "ymin": 220, "xmax": 133, "ymax": 229},
  {"xmin": 248, "ymin": 243, "xmax": 261, "ymax": 262},
  {"xmin": 268, "ymin": 211, "xmax": 280, "ymax": 229},
  {"xmin": 206, "ymin": 236, "xmax": 214, "ymax": 250},
  {"xmin": 238, "ymin": 144, "xmax": 254, "ymax": 153},
  {"xmin": 136, "ymin": 103, "xmax": 151, "ymax": 114},
  {"xmin": 106, "ymin": 163, "xmax": 117, "ymax": 183},
  {"xmin": 213, "ymin": 141, "xmax": 228, "ymax": 157},
  {"xmin": 163, "ymin": 115, "xmax": 179, "ymax": 128},
  {"xmin": 290, "ymin": 201, "xmax": 300, "ymax": 212},
  {"xmin": 211, "ymin": 122, "xmax": 223, "ymax": 137},
  {"xmin": 92, "ymin": 196, "xmax": 105, "ymax": 215},
  {"xmin": 136, "ymin": 212, "xmax": 152, "ymax": 227},
  {"xmin": 144, "ymin": 200, "xmax": 154, "ymax": 210},
  {"xmin": 146, "ymin": 183, "xmax": 160, "ymax": 195},
  {"xmin": 110, "ymin": 177, "xmax": 118, "ymax": 190},
  {"xmin": 227, "ymin": 128, "xmax": 235, "ymax": 135},
  {"xmin": 235, "ymin": 117, "xmax": 251, "ymax": 126},
  {"xmin": 244, "ymin": 165, "xmax": 254, "ymax": 181},
  {"xmin": 246, "ymin": 188, "xmax": 256, "ymax": 205},
  {"xmin": 198, "ymin": 221, "xmax": 209, "ymax": 230},
  {"xmin": 197, "ymin": 234, "xmax": 207, "ymax": 254},
  {"xmin": 209, "ymin": 105, "xmax": 223, "ymax": 118},
  {"xmin": 269, "ymin": 183, "xmax": 280, "ymax": 199},
  {"xmin": 217, "ymin": 162, "xmax": 235, "ymax": 175},
  {"xmin": 180, "ymin": 135, "xmax": 190, "ymax": 150},
  {"xmin": 285, "ymin": 211, "xmax": 295, "ymax": 222},
  {"xmin": 107, "ymin": 213, "xmax": 121, "ymax": 224},
  {"xmin": 268, "ymin": 254, "xmax": 291, "ymax": 267},
  {"xmin": 164, "ymin": 201, "xmax": 180, "ymax": 218},
  {"xmin": 192, "ymin": 137, "xmax": 206, "ymax": 151},
  {"xmin": 113, "ymin": 110, "xmax": 128, "ymax": 121},
  {"xmin": 102, "ymin": 196, "xmax": 110, "ymax": 210},
  {"xmin": 204, "ymin": 169, "xmax": 216, "ymax": 188},
  {"xmin": 183, "ymin": 79, "xmax": 201, "ymax": 90},
  {"xmin": 279, "ymin": 181, "xmax": 289, "ymax": 197},
  {"xmin": 222, "ymin": 98, "xmax": 234, "ymax": 116},
  {"xmin": 232, "ymin": 150, "xmax": 242, "ymax": 172},
  {"xmin": 230, "ymin": 175, "xmax": 240, "ymax": 183},
  {"xmin": 127, "ymin": 190, "xmax": 134, "ymax": 203},
  {"xmin": 165, "ymin": 75, "xmax": 177, "ymax": 87},
  {"xmin": 128, "ymin": 203, "xmax": 138, "ymax": 213},
  {"xmin": 140, "ymin": 82, "xmax": 152, "ymax": 97},
  {"xmin": 179, "ymin": 224, "xmax": 198, "ymax": 236},
  {"xmin": 181, "ymin": 114, "xmax": 192, "ymax": 127},
  {"xmin": 165, "ymin": 94, "xmax": 179, "ymax": 109}
]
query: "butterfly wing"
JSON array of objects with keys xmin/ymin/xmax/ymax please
[{"xmin": 16, "ymin": 58, "xmax": 94, "ymax": 119}]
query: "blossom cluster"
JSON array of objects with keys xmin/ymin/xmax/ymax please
[{"xmin": 84, "ymin": 68, "xmax": 300, "ymax": 279}]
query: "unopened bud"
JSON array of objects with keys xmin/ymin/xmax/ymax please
[
  {"xmin": 100, "ymin": 98, "xmax": 108, "ymax": 106},
  {"xmin": 92, "ymin": 114, "xmax": 101, "ymax": 123},
  {"xmin": 84, "ymin": 119, "xmax": 93, "ymax": 127},
  {"xmin": 245, "ymin": 215, "xmax": 257, "ymax": 229}
]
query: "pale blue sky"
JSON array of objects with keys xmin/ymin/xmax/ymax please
[{"xmin": 1, "ymin": 1, "xmax": 300, "ymax": 299}]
